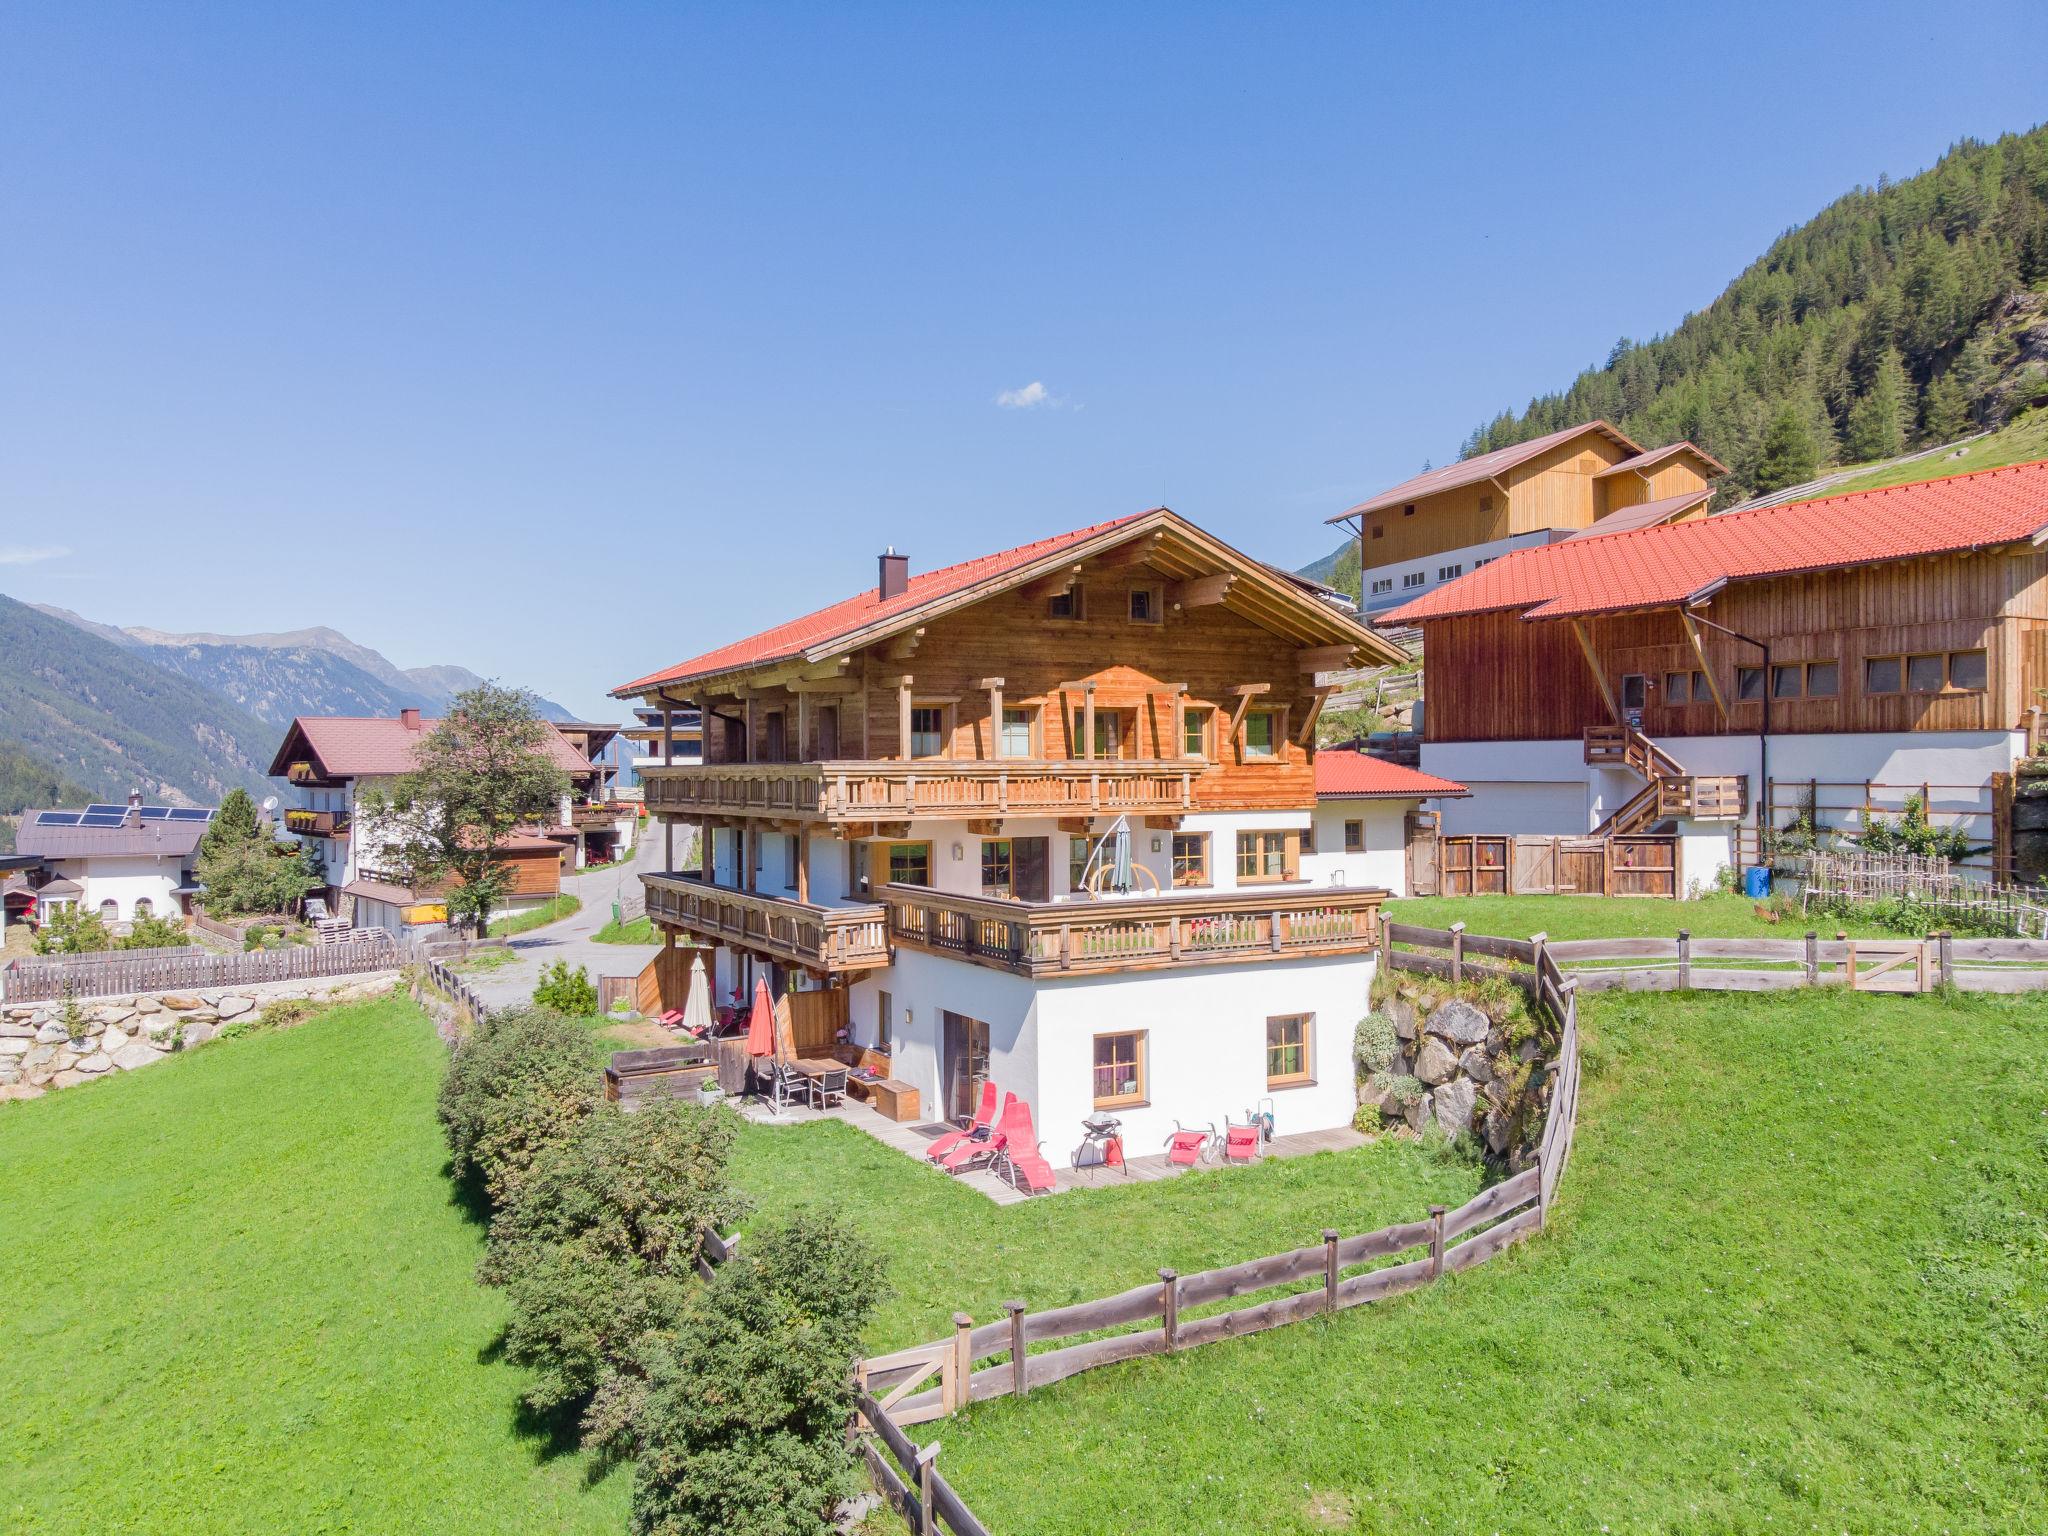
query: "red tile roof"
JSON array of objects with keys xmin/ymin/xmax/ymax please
[
  {"xmin": 268, "ymin": 716, "xmax": 593, "ymax": 779},
  {"xmin": 1383, "ymin": 459, "xmax": 2048, "ymax": 625},
  {"xmin": 612, "ymin": 514, "xmax": 1152, "ymax": 695},
  {"xmin": 1326, "ymin": 420, "xmax": 1642, "ymax": 526},
  {"xmin": 1562, "ymin": 489, "xmax": 1711, "ymax": 541},
  {"xmin": 1314, "ymin": 747, "xmax": 1467, "ymax": 799}
]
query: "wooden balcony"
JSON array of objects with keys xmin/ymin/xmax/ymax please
[
  {"xmin": 642, "ymin": 872, "xmax": 890, "ymax": 974},
  {"xmin": 284, "ymin": 808, "xmax": 348, "ymax": 837},
  {"xmin": 640, "ymin": 759, "xmax": 1196, "ymax": 824},
  {"xmin": 882, "ymin": 882, "xmax": 1384, "ymax": 978},
  {"xmin": 570, "ymin": 802, "xmax": 626, "ymax": 829}
]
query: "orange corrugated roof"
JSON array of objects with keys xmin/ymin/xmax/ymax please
[
  {"xmin": 1314, "ymin": 747, "xmax": 1467, "ymax": 799},
  {"xmin": 611, "ymin": 514, "xmax": 1152, "ymax": 695},
  {"xmin": 1383, "ymin": 459, "xmax": 2048, "ymax": 625},
  {"xmin": 1325, "ymin": 420, "xmax": 1642, "ymax": 526}
]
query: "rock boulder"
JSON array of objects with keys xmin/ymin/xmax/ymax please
[
  {"xmin": 217, "ymin": 996, "xmax": 256, "ymax": 1020},
  {"xmin": 1457, "ymin": 1046, "xmax": 1493, "ymax": 1083},
  {"xmin": 1425, "ymin": 999, "xmax": 1491, "ymax": 1047},
  {"xmin": 1412, "ymin": 1037, "xmax": 1457, "ymax": 1086},
  {"xmin": 111, "ymin": 1041, "xmax": 162, "ymax": 1071},
  {"xmin": 1432, "ymin": 1078, "xmax": 1478, "ymax": 1139}
]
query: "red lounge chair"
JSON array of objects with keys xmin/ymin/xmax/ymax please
[
  {"xmin": 658, "ymin": 1008, "xmax": 686, "ymax": 1026},
  {"xmin": 992, "ymin": 1097, "xmax": 1057, "ymax": 1194},
  {"xmin": 925, "ymin": 1080, "xmax": 1000, "ymax": 1164},
  {"xmin": 1166, "ymin": 1121, "xmax": 1215, "ymax": 1166},
  {"xmin": 939, "ymin": 1093, "xmax": 1015, "ymax": 1174},
  {"xmin": 1222, "ymin": 1118, "xmax": 1261, "ymax": 1163}
]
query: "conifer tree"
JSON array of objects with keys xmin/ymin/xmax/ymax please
[{"xmin": 1754, "ymin": 405, "xmax": 1819, "ymax": 493}]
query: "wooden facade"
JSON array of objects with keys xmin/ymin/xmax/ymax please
[{"xmin": 1421, "ymin": 545, "xmax": 2048, "ymax": 744}]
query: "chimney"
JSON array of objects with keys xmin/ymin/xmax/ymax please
[
  {"xmin": 878, "ymin": 546, "xmax": 908, "ymax": 602},
  {"xmin": 127, "ymin": 788, "xmax": 143, "ymax": 809},
  {"xmin": 400, "ymin": 708, "xmax": 422, "ymax": 731}
]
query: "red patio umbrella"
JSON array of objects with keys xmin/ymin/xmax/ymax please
[{"xmin": 745, "ymin": 974, "xmax": 776, "ymax": 1058}]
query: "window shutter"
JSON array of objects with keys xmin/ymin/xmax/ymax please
[{"xmin": 1283, "ymin": 831, "xmax": 1301, "ymax": 881}]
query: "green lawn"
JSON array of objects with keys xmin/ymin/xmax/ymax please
[
  {"xmin": 455, "ymin": 944, "xmax": 520, "ymax": 973},
  {"xmin": 1826, "ymin": 407, "xmax": 2048, "ymax": 495},
  {"xmin": 927, "ymin": 985, "xmax": 2048, "ymax": 1534},
  {"xmin": 0, "ymin": 997, "xmax": 626, "ymax": 1535},
  {"xmin": 1388, "ymin": 890, "xmax": 1908, "ymax": 942},
  {"xmin": 592, "ymin": 914, "xmax": 655, "ymax": 944},
  {"xmin": 488, "ymin": 893, "xmax": 580, "ymax": 938}
]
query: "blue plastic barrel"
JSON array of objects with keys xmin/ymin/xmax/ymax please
[{"xmin": 1742, "ymin": 866, "xmax": 1771, "ymax": 899}]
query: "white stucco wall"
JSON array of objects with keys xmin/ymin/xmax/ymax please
[
  {"xmin": 1302, "ymin": 801, "xmax": 1413, "ymax": 897},
  {"xmin": 50, "ymin": 856, "xmax": 188, "ymax": 923}
]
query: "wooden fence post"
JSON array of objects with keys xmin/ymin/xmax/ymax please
[
  {"xmin": 1004, "ymin": 1299, "xmax": 1028, "ymax": 1397},
  {"xmin": 1159, "ymin": 1268, "xmax": 1180, "ymax": 1351},
  {"xmin": 1428, "ymin": 1205, "xmax": 1447, "ymax": 1280},
  {"xmin": 1937, "ymin": 929, "xmax": 1953, "ymax": 988},
  {"xmin": 1536, "ymin": 1146, "xmax": 1549, "ymax": 1230},
  {"xmin": 1322, "ymin": 1228, "xmax": 1340, "ymax": 1313},
  {"xmin": 1449, "ymin": 921, "xmax": 1465, "ymax": 983},
  {"xmin": 1676, "ymin": 928, "xmax": 1691, "ymax": 990},
  {"xmin": 1803, "ymin": 930, "xmax": 1819, "ymax": 986},
  {"xmin": 1529, "ymin": 931, "xmax": 1547, "ymax": 986},
  {"xmin": 916, "ymin": 1441, "xmax": 940, "ymax": 1536}
]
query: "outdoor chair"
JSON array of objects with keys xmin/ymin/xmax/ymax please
[
  {"xmin": 937, "ymin": 1093, "xmax": 1015, "ymax": 1175},
  {"xmin": 924, "ymin": 1079, "xmax": 1000, "ymax": 1163},
  {"xmin": 1221, "ymin": 1116, "xmax": 1262, "ymax": 1163},
  {"xmin": 765, "ymin": 1058, "xmax": 810, "ymax": 1113},
  {"xmin": 990, "ymin": 1097, "xmax": 1058, "ymax": 1194},
  {"xmin": 1165, "ymin": 1121, "xmax": 1216, "ymax": 1166},
  {"xmin": 803, "ymin": 1064, "xmax": 848, "ymax": 1111}
]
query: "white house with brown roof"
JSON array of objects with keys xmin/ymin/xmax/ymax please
[
  {"xmin": 1302, "ymin": 746, "xmax": 1467, "ymax": 898},
  {"xmin": 12, "ymin": 796, "xmax": 216, "ymax": 928},
  {"xmin": 1329, "ymin": 420, "xmax": 1726, "ymax": 617},
  {"xmin": 265, "ymin": 708, "xmax": 594, "ymax": 932}
]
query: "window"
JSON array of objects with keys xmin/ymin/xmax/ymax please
[
  {"xmin": 1128, "ymin": 586, "xmax": 1160, "ymax": 623},
  {"xmin": 1182, "ymin": 706, "xmax": 1211, "ymax": 758},
  {"xmin": 1806, "ymin": 661, "xmax": 1839, "ymax": 697},
  {"xmin": 1907, "ymin": 654, "xmax": 1945, "ymax": 693},
  {"xmin": 1171, "ymin": 832, "xmax": 1209, "ymax": 887},
  {"xmin": 1343, "ymin": 819, "xmax": 1363, "ymax": 852},
  {"xmin": 876, "ymin": 990, "xmax": 893, "ymax": 1054},
  {"xmin": 99, "ymin": 899, "xmax": 118, "ymax": 921},
  {"xmin": 1474, "ymin": 557, "xmax": 1493, "ymax": 568},
  {"xmin": 1236, "ymin": 829, "xmax": 1292, "ymax": 883},
  {"xmin": 980, "ymin": 840, "xmax": 1013, "ymax": 898},
  {"xmin": 1402, "ymin": 571, "xmax": 1426, "ymax": 588},
  {"xmin": 1243, "ymin": 709, "xmax": 1276, "ymax": 758},
  {"xmin": 999, "ymin": 707, "xmax": 1035, "ymax": 759},
  {"xmin": 1437, "ymin": 563, "xmax": 1462, "ymax": 581},
  {"xmin": 1478, "ymin": 493, "xmax": 1493, "ymax": 513},
  {"xmin": 1621, "ymin": 673, "xmax": 1646, "ymax": 711},
  {"xmin": 1300, "ymin": 820, "xmax": 1317, "ymax": 855},
  {"xmin": 1092, "ymin": 1031, "xmax": 1147, "ymax": 1107},
  {"xmin": 886, "ymin": 842, "xmax": 931, "ymax": 887},
  {"xmin": 1948, "ymin": 649, "xmax": 1987, "ymax": 691},
  {"xmin": 1865, "ymin": 656, "xmax": 1902, "ymax": 694},
  {"xmin": 1371, "ymin": 525, "xmax": 1384, "ymax": 540},
  {"xmin": 1266, "ymin": 1015, "xmax": 1313, "ymax": 1088},
  {"xmin": 1772, "ymin": 664, "xmax": 1804, "ymax": 699},
  {"xmin": 1370, "ymin": 577, "xmax": 1393, "ymax": 594},
  {"xmin": 1865, "ymin": 651, "xmax": 1984, "ymax": 695},
  {"xmin": 1737, "ymin": 666, "xmax": 1766, "ymax": 701},
  {"xmin": 133, "ymin": 897, "xmax": 153, "ymax": 920},
  {"xmin": 1071, "ymin": 708, "xmax": 1127, "ymax": 759},
  {"xmin": 1048, "ymin": 586, "xmax": 1084, "ymax": 620},
  {"xmin": 1069, "ymin": 835, "xmax": 1093, "ymax": 891},
  {"xmin": 909, "ymin": 706, "xmax": 945, "ymax": 758},
  {"xmin": 1692, "ymin": 669, "xmax": 1708, "ymax": 700},
  {"xmin": 1664, "ymin": 671, "xmax": 1689, "ymax": 704},
  {"xmin": 1402, "ymin": 503, "xmax": 1416, "ymax": 517}
]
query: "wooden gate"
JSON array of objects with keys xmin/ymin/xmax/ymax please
[
  {"xmin": 1557, "ymin": 839, "xmax": 1607, "ymax": 894},
  {"xmin": 1440, "ymin": 836, "xmax": 1509, "ymax": 896},
  {"xmin": 635, "ymin": 943, "xmax": 699, "ymax": 1016},
  {"xmin": 1405, "ymin": 812, "xmax": 1440, "ymax": 896},
  {"xmin": 1609, "ymin": 837, "xmax": 1677, "ymax": 898},
  {"xmin": 1843, "ymin": 939, "xmax": 1931, "ymax": 992}
]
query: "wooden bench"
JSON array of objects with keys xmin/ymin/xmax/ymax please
[
  {"xmin": 831, "ymin": 1045, "xmax": 921, "ymax": 1122},
  {"xmin": 604, "ymin": 1043, "xmax": 716, "ymax": 1107}
]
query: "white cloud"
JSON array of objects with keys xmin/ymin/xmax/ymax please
[
  {"xmin": 995, "ymin": 380, "xmax": 1057, "ymax": 410},
  {"xmin": 0, "ymin": 544, "xmax": 69, "ymax": 566}
]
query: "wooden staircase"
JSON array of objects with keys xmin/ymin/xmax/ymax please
[{"xmin": 1584, "ymin": 725, "xmax": 1746, "ymax": 838}]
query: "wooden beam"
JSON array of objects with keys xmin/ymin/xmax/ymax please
[
  {"xmin": 886, "ymin": 627, "xmax": 926, "ymax": 662},
  {"xmin": 1679, "ymin": 610, "xmax": 1730, "ymax": 725},
  {"xmin": 1298, "ymin": 685, "xmax": 1334, "ymax": 745},
  {"xmin": 1227, "ymin": 686, "xmax": 1263, "ymax": 742},
  {"xmin": 897, "ymin": 677, "xmax": 913, "ymax": 761},
  {"xmin": 796, "ymin": 825, "xmax": 811, "ymax": 904},
  {"xmin": 1570, "ymin": 619, "xmax": 1621, "ymax": 724},
  {"xmin": 983, "ymin": 678, "xmax": 1004, "ymax": 758},
  {"xmin": 785, "ymin": 676, "xmax": 861, "ymax": 694},
  {"xmin": 1167, "ymin": 573, "xmax": 1235, "ymax": 609},
  {"xmin": 1020, "ymin": 564, "xmax": 1084, "ymax": 601},
  {"xmin": 1093, "ymin": 532, "xmax": 1164, "ymax": 569},
  {"xmin": 1296, "ymin": 645, "xmax": 1356, "ymax": 673}
]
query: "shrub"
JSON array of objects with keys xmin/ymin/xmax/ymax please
[
  {"xmin": 632, "ymin": 1209, "xmax": 887, "ymax": 1536},
  {"xmin": 1354, "ymin": 1013, "xmax": 1399, "ymax": 1074},
  {"xmin": 534, "ymin": 960, "xmax": 597, "ymax": 1014},
  {"xmin": 33, "ymin": 907, "xmax": 113, "ymax": 955},
  {"xmin": 1371, "ymin": 1070, "xmax": 1424, "ymax": 1107},
  {"xmin": 437, "ymin": 1005, "xmax": 600, "ymax": 1208},
  {"xmin": 1859, "ymin": 792, "xmax": 1973, "ymax": 860}
]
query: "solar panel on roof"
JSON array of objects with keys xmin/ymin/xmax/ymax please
[
  {"xmin": 79, "ymin": 814, "xmax": 125, "ymax": 827},
  {"xmin": 85, "ymin": 803, "xmax": 128, "ymax": 816},
  {"xmin": 36, "ymin": 811, "xmax": 82, "ymax": 826},
  {"xmin": 136, "ymin": 806, "xmax": 171, "ymax": 819},
  {"xmin": 168, "ymin": 808, "xmax": 214, "ymax": 821}
]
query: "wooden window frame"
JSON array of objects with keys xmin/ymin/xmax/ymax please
[
  {"xmin": 1235, "ymin": 829, "xmax": 1297, "ymax": 885},
  {"xmin": 908, "ymin": 703, "xmax": 951, "ymax": 760},
  {"xmin": 1182, "ymin": 705, "xmax": 1212, "ymax": 761},
  {"xmin": 1127, "ymin": 585, "xmax": 1163, "ymax": 624},
  {"xmin": 997, "ymin": 704, "xmax": 1040, "ymax": 761},
  {"xmin": 1906, "ymin": 653, "xmax": 1946, "ymax": 694},
  {"xmin": 980, "ymin": 838, "xmax": 1014, "ymax": 899},
  {"xmin": 1266, "ymin": 1014, "xmax": 1314, "ymax": 1089},
  {"xmin": 1092, "ymin": 1030, "xmax": 1148, "ymax": 1109},
  {"xmin": 1047, "ymin": 585, "xmax": 1085, "ymax": 621},
  {"xmin": 1070, "ymin": 705, "xmax": 1132, "ymax": 761},
  {"xmin": 1736, "ymin": 665, "xmax": 1766, "ymax": 701},
  {"xmin": 1663, "ymin": 670, "xmax": 1689, "ymax": 704},
  {"xmin": 1343, "ymin": 819, "xmax": 1364, "ymax": 853},
  {"xmin": 1620, "ymin": 673, "xmax": 1647, "ymax": 711},
  {"xmin": 1371, "ymin": 525, "xmax": 1385, "ymax": 540},
  {"xmin": 1864, "ymin": 656, "xmax": 1902, "ymax": 695},
  {"xmin": 1068, "ymin": 834, "xmax": 1093, "ymax": 893},
  {"xmin": 1242, "ymin": 707, "xmax": 1278, "ymax": 760},
  {"xmin": 1946, "ymin": 649, "xmax": 1988, "ymax": 692},
  {"xmin": 1170, "ymin": 831, "xmax": 1210, "ymax": 888},
  {"xmin": 885, "ymin": 841, "xmax": 932, "ymax": 889},
  {"xmin": 1771, "ymin": 664, "xmax": 1804, "ymax": 700},
  {"xmin": 1865, "ymin": 651, "xmax": 1986, "ymax": 696},
  {"xmin": 876, "ymin": 990, "xmax": 893, "ymax": 1054},
  {"xmin": 1805, "ymin": 661, "xmax": 1840, "ymax": 698}
]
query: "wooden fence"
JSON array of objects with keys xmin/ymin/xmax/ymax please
[
  {"xmin": 1, "ymin": 932, "xmax": 400, "ymax": 1003},
  {"xmin": 1436, "ymin": 834, "xmax": 1679, "ymax": 898},
  {"xmin": 842, "ymin": 925, "xmax": 1584, "ymax": 1532},
  {"xmin": 1537, "ymin": 929, "xmax": 2048, "ymax": 994},
  {"xmin": 1799, "ymin": 849, "xmax": 2048, "ymax": 938},
  {"xmin": 415, "ymin": 952, "xmax": 491, "ymax": 1028}
]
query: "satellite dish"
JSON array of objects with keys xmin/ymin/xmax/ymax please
[{"xmin": 261, "ymin": 795, "xmax": 280, "ymax": 813}]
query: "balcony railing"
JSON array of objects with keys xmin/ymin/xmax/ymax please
[
  {"xmin": 286, "ymin": 761, "xmax": 321, "ymax": 786},
  {"xmin": 881, "ymin": 882, "xmax": 1384, "ymax": 978},
  {"xmin": 642, "ymin": 872, "xmax": 890, "ymax": 974},
  {"xmin": 284, "ymin": 808, "xmax": 349, "ymax": 838},
  {"xmin": 571, "ymin": 802, "xmax": 627, "ymax": 828},
  {"xmin": 640, "ymin": 759, "xmax": 1196, "ymax": 823}
]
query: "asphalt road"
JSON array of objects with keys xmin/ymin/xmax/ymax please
[{"xmin": 467, "ymin": 833, "xmax": 665, "ymax": 1011}]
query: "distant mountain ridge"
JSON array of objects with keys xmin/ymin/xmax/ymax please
[{"xmin": 26, "ymin": 604, "xmax": 573, "ymax": 724}]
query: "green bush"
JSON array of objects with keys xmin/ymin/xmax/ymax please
[
  {"xmin": 32, "ymin": 907, "xmax": 112, "ymax": 955},
  {"xmin": 1371, "ymin": 1070, "xmax": 1424, "ymax": 1107},
  {"xmin": 632, "ymin": 1210, "xmax": 887, "ymax": 1536},
  {"xmin": 1859, "ymin": 792, "xmax": 1973, "ymax": 860},
  {"xmin": 120, "ymin": 912, "xmax": 191, "ymax": 950},
  {"xmin": 533, "ymin": 960, "xmax": 597, "ymax": 1015},
  {"xmin": 437, "ymin": 1006, "xmax": 600, "ymax": 1209},
  {"xmin": 1354, "ymin": 1013, "xmax": 1399, "ymax": 1074}
]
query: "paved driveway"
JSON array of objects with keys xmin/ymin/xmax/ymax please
[{"xmin": 467, "ymin": 834, "xmax": 665, "ymax": 1011}]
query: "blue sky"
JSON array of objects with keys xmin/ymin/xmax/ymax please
[{"xmin": 3, "ymin": 2, "xmax": 2045, "ymax": 721}]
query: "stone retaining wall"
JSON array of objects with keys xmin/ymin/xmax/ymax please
[
  {"xmin": 1355, "ymin": 977, "xmax": 1550, "ymax": 1167},
  {"xmin": 0, "ymin": 972, "xmax": 400, "ymax": 1102}
]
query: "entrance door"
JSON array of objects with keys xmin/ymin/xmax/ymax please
[
  {"xmin": 814, "ymin": 705, "xmax": 839, "ymax": 760},
  {"xmin": 1012, "ymin": 837, "xmax": 1050, "ymax": 902},
  {"xmin": 940, "ymin": 1011, "xmax": 991, "ymax": 1122}
]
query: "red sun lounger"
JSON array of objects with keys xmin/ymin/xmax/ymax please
[
  {"xmin": 1166, "ymin": 1121, "xmax": 1214, "ymax": 1166},
  {"xmin": 992, "ymin": 1097, "xmax": 1058, "ymax": 1194},
  {"xmin": 939, "ymin": 1093, "xmax": 1015, "ymax": 1174},
  {"xmin": 924, "ymin": 1079, "xmax": 1000, "ymax": 1164}
]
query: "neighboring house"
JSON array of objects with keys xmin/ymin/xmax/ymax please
[
  {"xmin": 551, "ymin": 719, "xmax": 638, "ymax": 865},
  {"xmin": 1328, "ymin": 420, "xmax": 1726, "ymax": 617},
  {"xmin": 1380, "ymin": 459, "xmax": 2048, "ymax": 885},
  {"xmin": 620, "ymin": 703, "xmax": 705, "ymax": 780},
  {"xmin": 264, "ymin": 708, "xmax": 593, "ymax": 934},
  {"xmin": 11, "ymin": 795, "xmax": 216, "ymax": 927},
  {"xmin": 1303, "ymin": 747, "xmax": 1467, "ymax": 898},
  {"xmin": 613, "ymin": 507, "xmax": 1413, "ymax": 1167}
]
